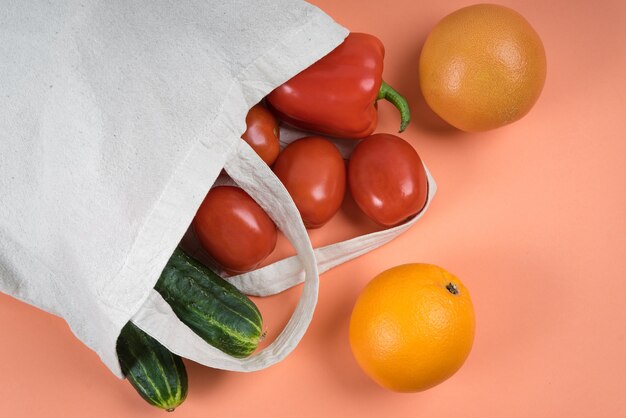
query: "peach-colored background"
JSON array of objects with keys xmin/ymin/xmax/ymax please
[{"xmin": 2, "ymin": 0, "xmax": 626, "ymax": 417}]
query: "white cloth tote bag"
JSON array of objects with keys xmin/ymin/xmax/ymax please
[{"xmin": 0, "ymin": 0, "xmax": 436, "ymax": 378}]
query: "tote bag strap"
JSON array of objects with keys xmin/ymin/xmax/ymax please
[
  {"xmin": 228, "ymin": 164, "xmax": 437, "ymax": 296},
  {"xmin": 131, "ymin": 139, "xmax": 320, "ymax": 371}
]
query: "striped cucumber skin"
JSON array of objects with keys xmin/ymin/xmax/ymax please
[
  {"xmin": 117, "ymin": 322, "xmax": 188, "ymax": 411},
  {"xmin": 154, "ymin": 247, "xmax": 263, "ymax": 358}
]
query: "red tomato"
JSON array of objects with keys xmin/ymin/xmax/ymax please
[
  {"xmin": 193, "ymin": 186, "xmax": 277, "ymax": 273},
  {"xmin": 241, "ymin": 103, "xmax": 280, "ymax": 165},
  {"xmin": 348, "ymin": 134, "xmax": 428, "ymax": 227},
  {"xmin": 272, "ymin": 137, "xmax": 346, "ymax": 228}
]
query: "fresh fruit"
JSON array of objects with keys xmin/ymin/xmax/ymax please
[
  {"xmin": 272, "ymin": 137, "xmax": 346, "ymax": 228},
  {"xmin": 241, "ymin": 103, "xmax": 281, "ymax": 165},
  {"xmin": 348, "ymin": 134, "xmax": 428, "ymax": 227},
  {"xmin": 193, "ymin": 186, "xmax": 277, "ymax": 273},
  {"xmin": 419, "ymin": 4, "xmax": 547, "ymax": 131},
  {"xmin": 117, "ymin": 322, "xmax": 188, "ymax": 411},
  {"xmin": 154, "ymin": 247, "xmax": 264, "ymax": 358},
  {"xmin": 349, "ymin": 264, "xmax": 475, "ymax": 392}
]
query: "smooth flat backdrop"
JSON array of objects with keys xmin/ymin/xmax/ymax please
[{"xmin": 2, "ymin": 0, "xmax": 625, "ymax": 417}]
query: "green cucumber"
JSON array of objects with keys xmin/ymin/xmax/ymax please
[
  {"xmin": 116, "ymin": 322, "xmax": 188, "ymax": 411},
  {"xmin": 154, "ymin": 247, "xmax": 263, "ymax": 358}
]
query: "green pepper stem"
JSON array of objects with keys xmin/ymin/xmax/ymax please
[{"xmin": 377, "ymin": 80, "xmax": 411, "ymax": 132}]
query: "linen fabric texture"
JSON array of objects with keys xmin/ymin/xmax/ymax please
[{"xmin": 0, "ymin": 0, "xmax": 436, "ymax": 377}]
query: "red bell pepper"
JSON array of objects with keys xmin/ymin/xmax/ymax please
[{"xmin": 267, "ymin": 32, "xmax": 410, "ymax": 139}]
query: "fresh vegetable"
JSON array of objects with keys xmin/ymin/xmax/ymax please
[
  {"xmin": 419, "ymin": 4, "xmax": 546, "ymax": 131},
  {"xmin": 154, "ymin": 247, "xmax": 264, "ymax": 358},
  {"xmin": 193, "ymin": 186, "xmax": 277, "ymax": 273},
  {"xmin": 348, "ymin": 134, "xmax": 427, "ymax": 227},
  {"xmin": 241, "ymin": 103, "xmax": 281, "ymax": 165},
  {"xmin": 117, "ymin": 322, "xmax": 188, "ymax": 411},
  {"xmin": 267, "ymin": 33, "xmax": 410, "ymax": 139},
  {"xmin": 272, "ymin": 137, "xmax": 346, "ymax": 228}
]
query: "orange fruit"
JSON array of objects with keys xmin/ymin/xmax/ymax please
[
  {"xmin": 349, "ymin": 264, "xmax": 475, "ymax": 392},
  {"xmin": 419, "ymin": 4, "xmax": 547, "ymax": 132}
]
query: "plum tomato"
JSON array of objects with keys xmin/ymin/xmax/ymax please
[
  {"xmin": 241, "ymin": 103, "xmax": 281, "ymax": 165},
  {"xmin": 348, "ymin": 134, "xmax": 428, "ymax": 227},
  {"xmin": 272, "ymin": 136, "xmax": 346, "ymax": 229},
  {"xmin": 193, "ymin": 186, "xmax": 277, "ymax": 274}
]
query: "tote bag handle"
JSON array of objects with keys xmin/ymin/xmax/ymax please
[{"xmin": 131, "ymin": 139, "xmax": 320, "ymax": 371}]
